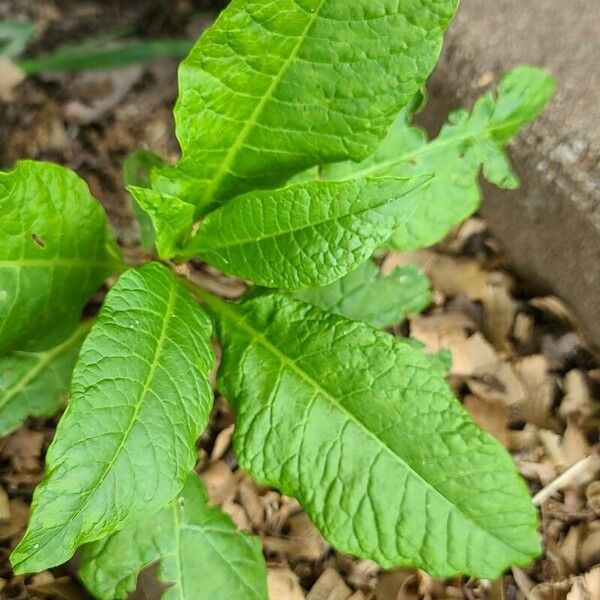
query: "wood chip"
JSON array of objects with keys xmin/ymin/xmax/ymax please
[
  {"xmin": 579, "ymin": 527, "xmax": 600, "ymax": 571},
  {"xmin": 267, "ymin": 566, "xmax": 305, "ymax": 600},
  {"xmin": 306, "ymin": 568, "xmax": 352, "ymax": 600},
  {"xmin": 0, "ymin": 59, "xmax": 25, "ymax": 102},
  {"xmin": 199, "ymin": 460, "xmax": 236, "ymax": 505},
  {"xmin": 237, "ymin": 476, "xmax": 265, "ymax": 528},
  {"xmin": 221, "ymin": 499, "xmax": 251, "ymax": 531},
  {"xmin": 263, "ymin": 513, "xmax": 329, "ymax": 562},
  {"xmin": 515, "ymin": 355, "xmax": 556, "ymax": 429},
  {"xmin": 482, "ymin": 271, "xmax": 515, "ymax": 352},
  {"xmin": 211, "ymin": 424, "xmax": 234, "ymax": 461},
  {"xmin": 533, "ymin": 455, "xmax": 600, "ymax": 506},
  {"xmin": 375, "ymin": 569, "xmax": 418, "ymax": 600},
  {"xmin": 0, "ymin": 486, "xmax": 10, "ymax": 522},
  {"xmin": 561, "ymin": 421, "xmax": 590, "ymax": 467},
  {"xmin": 560, "ymin": 371, "xmax": 597, "ymax": 422},
  {"xmin": 585, "ymin": 481, "xmax": 600, "ymax": 514},
  {"xmin": 464, "ymin": 395, "xmax": 510, "ymax": 446}
]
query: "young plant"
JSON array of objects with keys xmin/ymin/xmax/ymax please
[{"xmin": 1, "ymin": 0, "xmax": 555, "ymax": 597}]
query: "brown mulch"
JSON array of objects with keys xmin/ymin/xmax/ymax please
[{"xmin": 1, "ymin": 1, "xmax": 599, "ymax": 599}]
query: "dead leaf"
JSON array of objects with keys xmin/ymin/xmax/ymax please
[{"xmin": 385, "ymin": 250, "xmax": 489, "ymax": 300}]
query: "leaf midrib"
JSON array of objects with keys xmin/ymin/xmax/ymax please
[
  {"xmin": 214, "ymin": 296, "xmax": 529, "ymax": 558},
  {"xmin": 193, "ymin": 177, "xmax": 418, "ymax": 254},
  {"xmin": 339, "ymin": 116, "xmax": 528, "ymax": 181},
  {"xmin": 73, "ymin": 276, "xmax": 179, "ymax": 514},
  {"xmin": 197, "ymin": 0, "xmax": 327, "ymax": 207}
]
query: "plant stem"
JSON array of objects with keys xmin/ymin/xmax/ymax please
[{"xmin": 178, "ymin": 272, "xmax": 231, "ymax": 316}]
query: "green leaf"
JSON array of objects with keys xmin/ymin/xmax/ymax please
[
  {"xmin": 157, "ymin": 0, "xmax": 458, "ymax": 213},
  {"xmin": 0, "ymin": 160, "xmax": 121, "ymax": 354},
  {"xmin": 322, "ymin": 67, "xmax": 556, "ymax": 251},
  {"xmin": 207, "ymin": 292, "xmax": 540, "ymax": 578},
  {"xmin": 182, "ymin": 176, "xmax": 428, "ymax": 289},
  {"xmin": 80, "ymin": 474, "xmax": 268, "ymax": 600},
  {"xmin": 293, "ymin": 261, "xmax": 431, "ymax": 328},
  {"xmin": 0, "ymin": 19, "xmax": 35, "ymax": 59},
  {"xmin": 123, "ymin": 150, "xmax": 168, "ymax": 251},
  {"xmin": 18, "ymin": 38, "xmax": 193, "ymax": 75},
  {"xmin": 0, "ymin": 321, "xmax": 91, "ymax": 437},
  {"xmin": 128, "ymin": 186, "xmax": 195, "ymax": 259},
  {"xmin": 10, "ymin": 263, "xmax": 215, "ymax": 574}
]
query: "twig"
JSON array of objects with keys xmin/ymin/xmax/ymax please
[{"xmin": 533, "ymin": 454, "xmax": 600, "ymax": 506}]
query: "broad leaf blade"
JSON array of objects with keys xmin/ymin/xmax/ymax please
[
  {"xmin": 0, "ymin": 321, "xmax": 91, "ymax": 437},
  {"xmin": 212, "ymin": 293, "xmax": 540, "ymax": 578},
  {"xmin": 158, "ymin": 0, "xmax": 458, "ymax": 213},
  {"xmin": 0, "ymin": 160, "xmax": 121, "ymax": 353},
  {"xmin": 11, "ymin": 263, "xmax": 214, "ymax": 574},
  {"xmin": 182, "ymin": 176, "xmax": 427, "ymax": 289},
  {"xmin": 80, "ymin": 474, "xmax": 268, "ymax": 600},
  {"xmin": 293, "ymin": 261, "xmax": 431, "ymax": 328},
  {"xmin": 323, "ymin": 67, "xmax": 555, "ymax": 250}
]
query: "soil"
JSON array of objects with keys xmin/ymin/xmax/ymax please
[{"xmin": 1, "ymin": 1, "xmax": 599, "ymax": 599}]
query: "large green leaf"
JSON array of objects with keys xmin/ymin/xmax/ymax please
[
  {"xmin": 182, "ymin": 176, "xmax": 426, "ymax": 289},
  {"xmin": 322, "ymin": 67, "xmax": 555, "ymax": 250},
  {"xmin": 11, "ymin": 263, "xmax": 214, "ymax": 574},
  {"xmin": 156, "ymin": 0, "xmax": 458, "ymax": 213},
  {"xmin": 293, "ymin": 261, "xmax": 431, "ymax": 328},
  {"xmin": 0, "ymin": 321, "xmax": 91, "ymax": 437},
  {"xmin": 0, "ymin": 161, "xmax": 121, "ymax": 353},
  {"xmin": 207, "ymin": 292, "xmax": 540, "ymax": 577},
  {"xmin": 80, "ymin": 474, "xmax": 268, "ymax": 600}
]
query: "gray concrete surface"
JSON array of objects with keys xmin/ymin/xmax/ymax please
[{"xmin": 418, "ymin": 0, "xmax": 600, "ymax": 349}]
